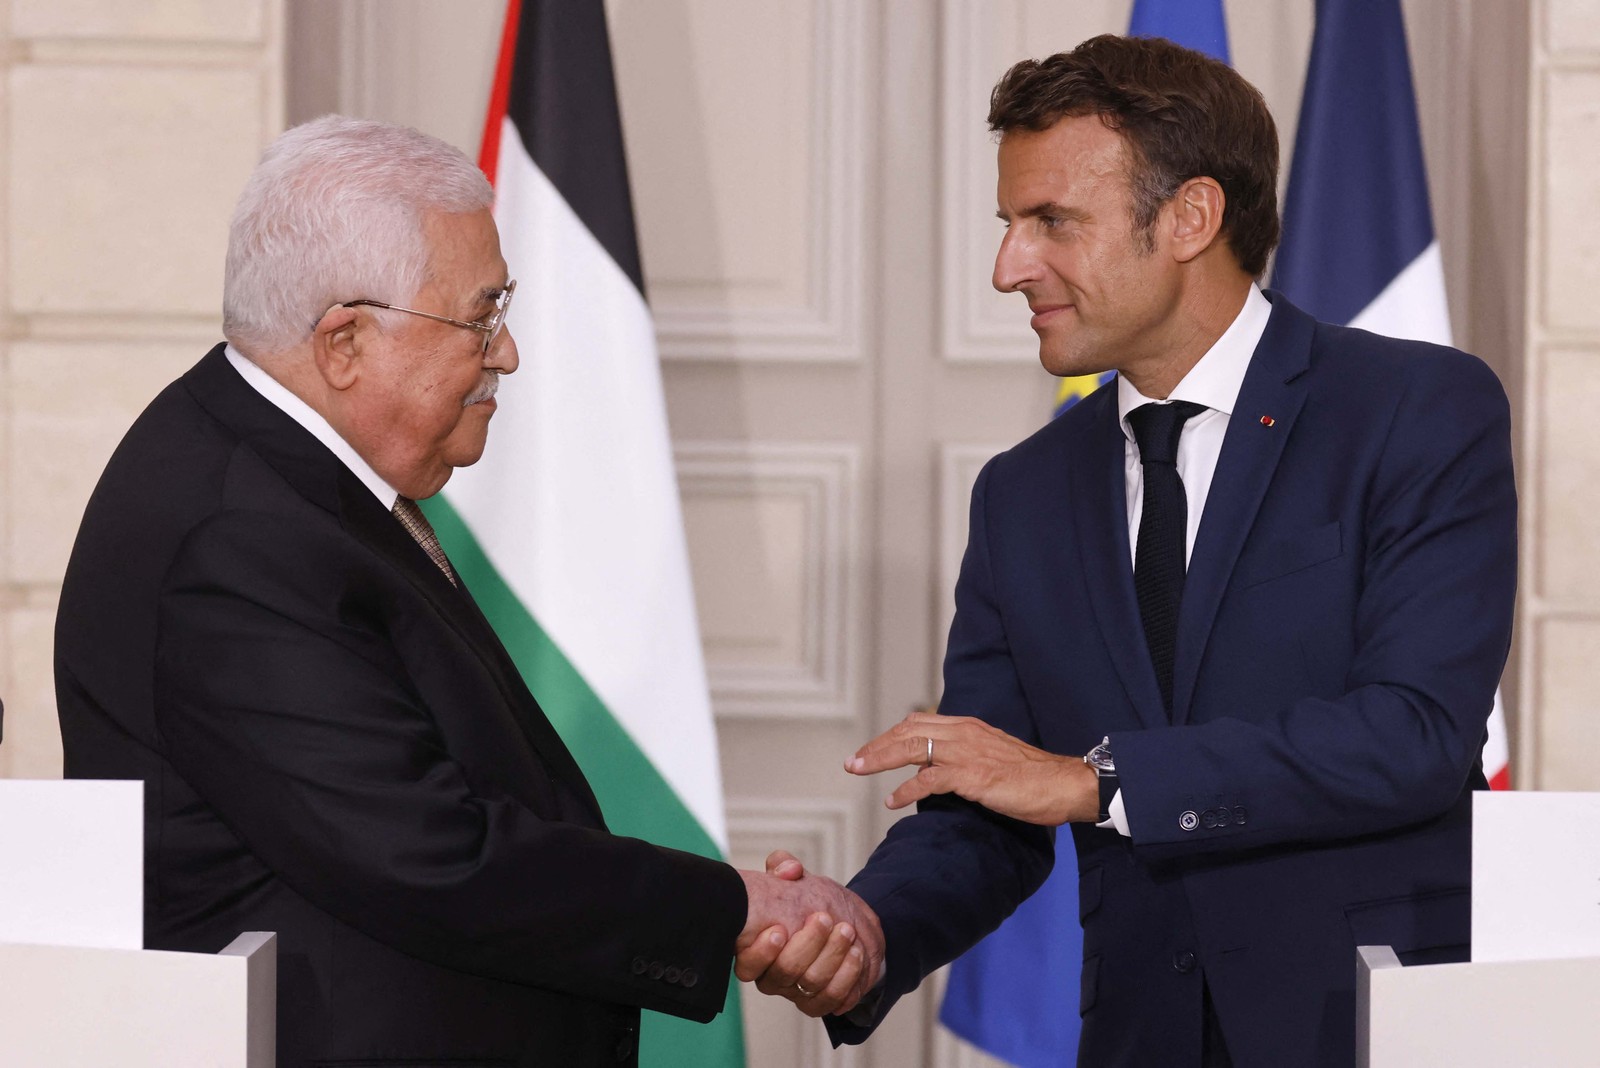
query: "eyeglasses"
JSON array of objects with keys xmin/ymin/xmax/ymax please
[{"xmin": 342, "ymin": 278, "xmax": 516, "ymax": 355}]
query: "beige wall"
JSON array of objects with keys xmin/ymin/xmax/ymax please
[
  {"xmin": 1518, "ymin": 0, "xmax": 1600, "ymax": 790},
  {"xmin": 0, "ymin": 2, "xmax": 284, "ymax": 777}
]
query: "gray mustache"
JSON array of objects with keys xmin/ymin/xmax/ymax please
[{"xmin": 463, "ymin": 374, "xmax": 500, "ymax": 407}]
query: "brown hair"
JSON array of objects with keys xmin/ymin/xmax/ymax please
[{"xmin": 988, "ymin": 34, "xmax": 1279, "ymax": 276}]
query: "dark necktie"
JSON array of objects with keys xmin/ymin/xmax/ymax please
[
  {"xmin": 393, "ymin": 496, "xmax": 459, "ymax": 586},
  {"xmin": 1127, "ymin": 400, "xmax": 1207, "ymax": 711}
]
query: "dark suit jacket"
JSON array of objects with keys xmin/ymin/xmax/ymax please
[
  {"xmin": 56, "ymin": 345, "xmax": 746, "ymax": 1068},
  {"xmin": 829, "ymin": 294, "xmax": 1516, "ymax": 1067}
]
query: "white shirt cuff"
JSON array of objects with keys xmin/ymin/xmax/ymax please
[{"xmin": 1095, "ymin": 788, "xmax": 1131, "ymax": 836}]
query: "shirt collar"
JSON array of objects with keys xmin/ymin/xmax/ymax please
[
  {"xmin": 1117, "ymin": 284, "xmax": 1273, "ymax": 438},
  {"xmin": 224, "ymin": 343, "xmax": 400, "ymax": 510}
]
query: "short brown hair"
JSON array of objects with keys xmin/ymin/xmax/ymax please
[{"xmin": 988, "ymin": 34, "xmax": 1279, "ymax": 276}]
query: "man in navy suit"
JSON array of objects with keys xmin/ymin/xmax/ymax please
[{"xmin": 740, "ymin": 34, "xmax": 1515, "ymax": 1067}]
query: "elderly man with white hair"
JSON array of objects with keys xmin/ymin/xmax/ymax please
[{"xmin": 54, "ymin": 116, "xmax": 881, "ymax": 1067}]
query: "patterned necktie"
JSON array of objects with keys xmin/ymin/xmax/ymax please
[
  {"xmin": 1127, "ymin": 400, "xmax": 1207, "ymax": 712},
  {"xmin": 392, "ymin": 496, "xmax": 459, "ymax": 586}
]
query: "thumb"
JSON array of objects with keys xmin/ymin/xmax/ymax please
[{"xmin": 765, "ymin": 849, "xmax": 805, "ymax": 880}]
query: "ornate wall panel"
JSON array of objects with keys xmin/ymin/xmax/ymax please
[
  {"xmin": 677, "ymin": 443, "xmax": 861, "ymax": 720},
  {"xmin": 611, "ymin": 0, "xmax": 866, "ymax": 361}
]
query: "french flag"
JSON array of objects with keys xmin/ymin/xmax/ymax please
[{"xmin": 1270, "ymin": 0, "xmax": 1511, "ymax": 790}]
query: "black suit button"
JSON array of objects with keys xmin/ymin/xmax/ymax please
[
  {"xmin": 1233, "ymin": 806, "xmax": 1248, "ymax": 824},
  {"xmin": 664, "ymin": 966, "xmax": 682, "ymax": 984},
  {"xmin": 1173, "ymin": 950, "xmax": 1196, "ymax": 974},
  {"xmin": 647, "ymin": 961, "xmax": 665, "ymax": 980},
  {"xmin": 1202, "ymin": 809, "xmax": 1218, "ymax": 829},
  {"xmin": 681, "ymin": 968, "xmax": 699, "ymax": 988},
  {"xmin": 630, "ymin": 956, "xmax": 648, "ymax": 975},
  {"xmin": 1179, "ymin": 810, "xmax": 1199, "ymax": 831}
]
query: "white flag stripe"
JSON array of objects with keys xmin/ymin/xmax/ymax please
[
  {"xmin": 447, "ymin": 118, "xmax": 727, "ymax": 848},
  {"xmin": 1347, "ymin": 241, "xmax": 1453, "ymax": 347},
  {"xmin": 1483, "ymin": 691, "xmax": 1509, "ymax": 782}
]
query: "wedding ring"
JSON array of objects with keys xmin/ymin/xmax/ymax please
[
  {"xmin": 794, "ymin": 981, "xmax": 816, "ymax": 997},
  {"xmin": 926, "ymin": 736, "xmax": 935, "ymax": 766}
]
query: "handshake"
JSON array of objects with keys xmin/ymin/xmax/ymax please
[
  {"xmin": 733, "ymin": 850, "xmax": 884, "ymax": 1019},
  {"xmin": 726, "ymin": 709, "xmax": 1097, "ymax": 1018}
]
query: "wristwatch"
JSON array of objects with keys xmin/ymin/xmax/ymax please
[{"xmin": 1083, "ymin": 736, "xmax": 1117, "ymax": 824}]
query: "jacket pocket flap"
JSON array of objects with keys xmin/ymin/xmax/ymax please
[{"xmin": 1235, "ymin": 520, "xmax": 1343, "ymax": 589}]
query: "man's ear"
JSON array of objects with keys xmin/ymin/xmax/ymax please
[
  {"xmin": 311, "ymin": 305, "xmax": 362, "ymax": 391},
  {"xmin": 1166, "ymin": 176, "xmax": 1226, "ymax": 264}
]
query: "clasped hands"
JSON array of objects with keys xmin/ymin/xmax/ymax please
[{"xmin": 734, "ymin": 711, "xmax": 1098, "ymax": 1018}]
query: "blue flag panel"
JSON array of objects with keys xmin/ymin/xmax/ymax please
[{"xmin": 1270, "ymin": 0, "xmax": 1435, "ymax": 323}]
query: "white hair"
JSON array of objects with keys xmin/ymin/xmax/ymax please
[{"xmin": 222, "ymin": 115, "xmax": 494, "ymax": 356}]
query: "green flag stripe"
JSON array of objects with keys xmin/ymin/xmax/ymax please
[{"xmin": 422, "ymin": 494, "xmax": 745, "ymax": 1067}]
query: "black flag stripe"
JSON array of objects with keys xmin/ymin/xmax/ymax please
[{"xmin": 506, "ymin": 0, "xmax": 646, "ymax": 297}]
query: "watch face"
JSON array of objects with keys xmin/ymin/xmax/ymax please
[{"xmin": 1085, "ymin": 741, "xmax": 1114, "ymax": 774}]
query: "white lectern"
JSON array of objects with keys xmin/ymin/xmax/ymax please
[
  {"xmin": 1357, "ymin": 792, "xmax": 1600, "ymax": 1068},
  {"xmin": 1357, "ymin": 945, "xmax": 1600, "ymax": 1067},
  {"xmin": 0, "ymin": 931, "xmax": 276, "ymax": 1067},
  {"xmin": 0, "ymin": 780, "xmax": 276, "ymax": 1066}
]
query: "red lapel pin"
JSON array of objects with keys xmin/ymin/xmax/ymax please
[{"xmin": 1259, "ymin": 415, "xmax": 1275, "ymax": 427}]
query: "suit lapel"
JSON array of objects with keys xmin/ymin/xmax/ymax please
[
  {"xmin": 182, "ymin": 345, "xmax": 606, "ymax": 825},
  {"xmin": 1066, "ymin": 390, "xmax": 1168, "ymax": 730},
  {"xmin": 1170, "ymin": 295, "xmax": 1316, "ymax": 724}
]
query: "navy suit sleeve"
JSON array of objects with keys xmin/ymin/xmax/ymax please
[
  {"xmin": 827, "ymin": 457, "xmax": 1054, "ymax": 1045},
  {"xmin": 1116, "ymin": 351, "xmax": 1516, "ymax": 853},
  {"xmin": 153, "ymin": 508, "xmax": 746, "ymax": 1020}
]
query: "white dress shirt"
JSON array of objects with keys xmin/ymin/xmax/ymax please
[
  {"xmin": 1101, "ymin": 285, "xmax": 1273, "ymax": 834},
  {"xmin": 224, "ymin": 344, "xmax": 400, "ymax": 510}
]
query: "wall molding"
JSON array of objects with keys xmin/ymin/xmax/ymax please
[
  {"xmin": 653, "ymin": 0, "xmax": 867, "ymax": 363},
  {"xmin": 938, "ymin": 0, "xmax": 1038, "ymax": 364},
  {"xmin": 677, "ymin": 442, "xmax": 861, "ymax": 721}
]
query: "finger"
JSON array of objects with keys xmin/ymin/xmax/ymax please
[
  {"xmin": 733, "ymin": 925, "xmax": 788, "ymax": 983},
  {"xmin": 841, "ymin": 724, "xmax": 910, "ymax": 773},
  {"xmin": 797, "ymin": 935, "xmax": 865, "ymax": 1017},
  {"xmin": 818, "ymin": 942, "xmax": 867, "ymax": 1016},
  {"xmin": 846, "ymin": 731, "xmax": 938, "ymax": 776},
  {"xmin": 754, "ymin": 912, "xmax": 833, "ymax": 995},
  {"xmin": 847, "ymin": 716, "xmax": 980, "ymax": 775},
  {"xmin": 885, "ymin": 766, "xmax": 951, "ymax": 810},
  {"xmin": 765, "ymin": 849, "xmax": 804, "ymax": 880},
  {"xmin": 793, "ymin": 920, "xmax": 856, "ymax": 994}
]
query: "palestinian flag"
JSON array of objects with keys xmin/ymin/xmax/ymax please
[{"xmin": 424, "ymin": 2, "xmax": 745, "ymax": 1064}]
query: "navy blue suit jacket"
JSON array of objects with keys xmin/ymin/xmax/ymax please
[{"xmin": 829, "ymin": 294, "xmax": 1516, "ymax": 1067}]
